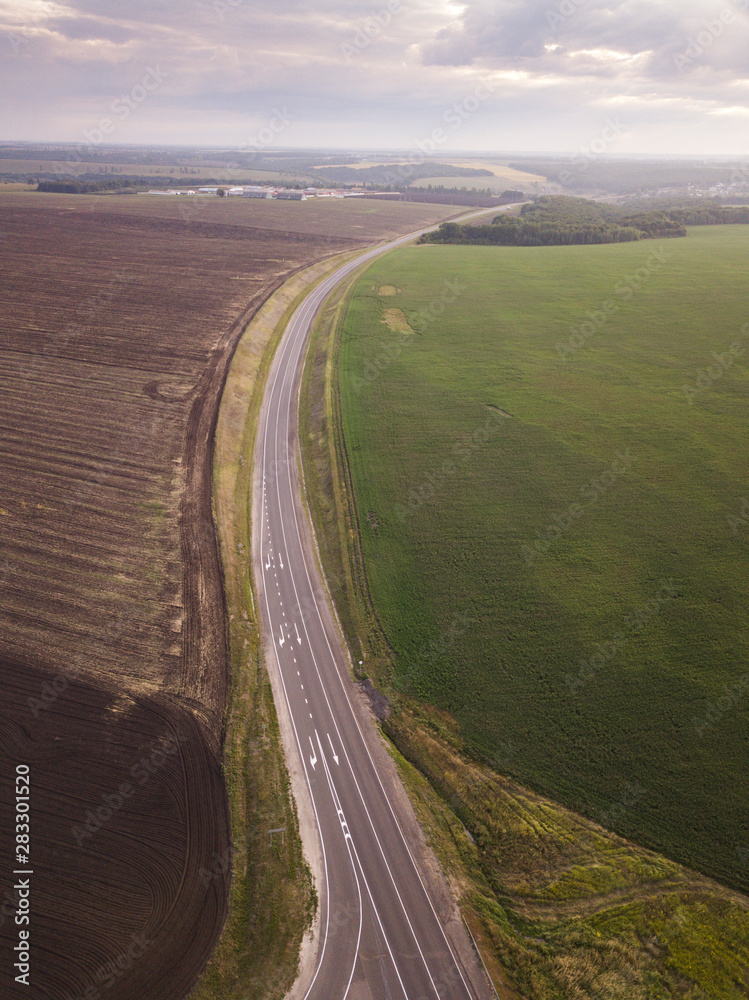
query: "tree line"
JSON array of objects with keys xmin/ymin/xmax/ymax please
[{"xmin": 419, "ymin": 196, "xmax": 749, "ymax": 247}]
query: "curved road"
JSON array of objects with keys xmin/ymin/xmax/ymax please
[{"xmin": 252, "ymin": 216, "xmax": 499, "ymax": 1000}]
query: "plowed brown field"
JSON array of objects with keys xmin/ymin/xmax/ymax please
[{"xmin": 0, "ymin": 193, "xmax": 455, "ymax": 999}]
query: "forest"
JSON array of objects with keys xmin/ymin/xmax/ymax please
[{"xmin": 420, "ymin": 195, "xmax": 749, "ymax": 246}]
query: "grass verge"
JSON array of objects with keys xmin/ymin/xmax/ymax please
[{"xmin": 190, "ymin": 251, "xmax": 361, "ymax": 1000}]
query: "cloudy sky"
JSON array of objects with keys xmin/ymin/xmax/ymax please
[{"xmin": 1, "ymin": 0, "xmax": 748, "ymax": 154}]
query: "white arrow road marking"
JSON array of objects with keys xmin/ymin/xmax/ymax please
[
  {"xmin": 294, "ymin": 623, "xmax": 302, "ymax": 644},
  {"xmin": 279, "ymin": 551, "xmax": 285, "ymax": 570},
  {"xmin": 337, "ymin": 807, "xmax": 352, "ymax": 842},
  {"xmin": 278, "ymin": 625, "xmax": 285, "ymax": 647},
  {"xmin": 265, "ymin": 554, "xmax": 271, "ymax": 570},
  {"xmin": 317, "ymin": 732, "xmax": 352, "ymax": 844},
  {"xmin": 309, "ymin": 737, "xmax": 317, "ymax": 771},
  {"xmin": 327, "ymin": 733, "xmax": 340, "ymax": 766},
  {"xmin": 315, "ymin": 729, "xmax": 410, "ymax": 998}
]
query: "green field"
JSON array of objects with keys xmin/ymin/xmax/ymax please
[
  {"xmin": 410, "ymin": 174, "xmax": 536, "ymax": 192},
  {"xmin": 335, "ymin": 227, "xmax": 749, "ymax": 893}
]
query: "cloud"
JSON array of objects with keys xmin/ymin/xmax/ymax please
[
  {"xmin": 42, "ymin": 16, "xmax": 139, "ymax": 45},
  {"xmin": 417, "ymin": 0, "xmax": 748, "ymax": 80},
  {"xmin": 0, "ymin": 0, "xmax": 748, "ymax": 153}
]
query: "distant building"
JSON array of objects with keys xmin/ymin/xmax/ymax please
[
  {"xmin": 276, "ymin": 190, "xmax": 307, "ymax": 201},
  {"xmin": 243, "ymin": 190, "xmax": 271, "ymax": 199},
  {"xmin": 198, "ymin": 187, "xmax": 219, "ymax": 194},
  {"xmin": 226, "ymin": 186, "xmax": 245, "ymax": 196}
]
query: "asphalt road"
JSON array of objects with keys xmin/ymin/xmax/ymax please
[{"xmin": 253, "ymin": 216, "xmax": 500, "ymax": 1000}]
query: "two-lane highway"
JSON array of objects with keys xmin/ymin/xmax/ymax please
[{"xmin": 253, "ymin": 220, "xmax": 498, "ymax": 1000}]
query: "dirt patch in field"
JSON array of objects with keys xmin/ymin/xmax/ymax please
[
  {"xmin": 382, "ymin": 307, "xmax": 414, "ymax": 334},
  {"xmin": 378, "ymin": 285, "xmax": 400, "ymax": 296}
]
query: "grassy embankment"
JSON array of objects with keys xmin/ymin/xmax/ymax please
[
  {"xmin": 300, "ymin": 226, "xmax": 749, "ymax": 999},
  {"xmin": 191, "ymin": 252, "xmax": 360, "ymax": 1000}
]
